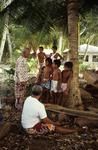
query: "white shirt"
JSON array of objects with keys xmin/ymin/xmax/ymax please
[
  {"xmin": 21, "ymin": 96, "xmax": 47, "ymax": 129},
  {"xmin": 14, "ymin": 56, "xmax": 29, "ymax": 83}
]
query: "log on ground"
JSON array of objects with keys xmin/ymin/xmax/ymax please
[
  {"xmin": 88, "ymin": 107, "xmax": 98, "ymax": 113},
  {"xmin": 46, "ymin": 104, "xmax": 98, "ymax": 121}
]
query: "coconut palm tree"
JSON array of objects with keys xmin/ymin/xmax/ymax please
[{"xmin": 67, "ymin": 0, "xmax": 83, "ymax": 109}]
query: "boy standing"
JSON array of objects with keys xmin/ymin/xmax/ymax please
[
  {"xmin": 41, "ymin": 58, "xmax": 53, "ymax": 103},
  {"xmin": 61, "ymin": 61, "xmax": 73, "ymax": 106},
  {"xmin": 37, "ymin": 46, "xmax": 47, "ymax": 69},
  {"xmin": 51, "ymin": 59, "xmax": 62, "ymax": 104}
]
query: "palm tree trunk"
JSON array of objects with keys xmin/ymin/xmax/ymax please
[{"xmin": 67, "ymin": 0, "xmax": 83, "ymax": 109}]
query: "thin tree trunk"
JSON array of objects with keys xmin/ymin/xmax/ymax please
[
  {"xmin": 0, "ymin": 11, "xmax": 12, "ymax": 62},
  {"xmin": 0, "ymin": 0, "xmax": 14, "ymax": 12},
  {"xmin": 0, "ymin": 28, "xmax": 7, "ymax": 62},
  {"xmin": 83, "ymin": 34, "xmax": 95, "ymax": 61},
  {"xmin": 7, "ymin": 29, "xmax": 12, "ymax": 62},
  {"xmin": 0, "ymin": 12, "xmax": 9, "ymax": 62},
  {"xmin": 58, "ymin": 32, "xmax": 63, "ymax": 55},
  {"xmin": 67, "ymin": 0, "xmax": 83, "ymax": 109}
]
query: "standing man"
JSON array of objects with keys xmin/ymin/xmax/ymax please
[{"xmin": 14, "ymin": 47, "xmax": 31, "ymax": 110}]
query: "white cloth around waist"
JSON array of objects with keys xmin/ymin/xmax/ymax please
[
  {"xmin": 61, "ymin": 83, "xmax": 67, "ymax": 92},
  {"xmin": 51, "ymin": 80, "xmax": 61, "ymax": 93}
]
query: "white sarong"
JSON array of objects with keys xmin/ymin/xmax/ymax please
[
  {"xmin": 51, "ymin": 80, "xmax": 61, "ymax": 93},
  {"xmin": 61, "ymin": 83, "xmax": 67, "ymax": 92}
]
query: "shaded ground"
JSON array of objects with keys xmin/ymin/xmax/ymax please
[{"xmin": 0, "ymin": 107, "xmax": 98, "ymax": 150}]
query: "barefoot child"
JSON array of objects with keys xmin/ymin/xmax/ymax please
[
  {"xmin": 41, "ymin": 58, "xmax": 53, "ymax": 103},
  {"xmin": 61, "ymin": 61, "xmax": 73, "ymax": 106},
  {"xmin": 51, "ymin": 59, "xmax": 62, "ymax": 104},
  {"xmin": 37, "ymin": 46, "xmax": 47, "ymax": 69}
]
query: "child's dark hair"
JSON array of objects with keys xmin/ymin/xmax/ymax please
[
  {"xmin": 64, "ymin": 61, "xmax": 73, "ymax": 70},
  {"xmin": 46, "ymin": 57, "xmax": 52, "ymax": 65},
  {"xmin": 52, "ymin": 46, "xmax": 57, "ymax": 50},
  {"xmin": 39, "ymin": 46, "xmax": 44, "ymax": 50},
  {"xmin": 54, "ymin": 59, "xmax": 61, "ymax": 67}
]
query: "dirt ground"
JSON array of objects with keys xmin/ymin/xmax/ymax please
[{"xmin": 0, "ymin": 106, "xmax": 98, "ymax": 150}]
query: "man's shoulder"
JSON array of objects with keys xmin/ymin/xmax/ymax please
[
  {"xmin": 17, "ymin": 56, "xmax": 25, "ymax": 62},
  {"xmin": 25, "ymin": 96, "xmax": 44, "ymax": 106},
  {"xmin": 37, "ymin": 100, "xmax": 44, "ymax": 107},
  {"xmin": 25, "ymin": 96, "xmax": 32, "ymax": 102},
  {"xmin": 36, "ymin": 100, "xmax": 45, "ymax": 109}
]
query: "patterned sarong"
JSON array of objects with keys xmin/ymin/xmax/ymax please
[
  {"xmin": 15, "ymin": 82, "xmax": 26, "ymax": 110},
  {"xmin": 25, "ymin": 123, "xmax": 55, "ymax": 135}
]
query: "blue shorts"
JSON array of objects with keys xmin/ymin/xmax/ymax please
[{"xmin": 41, "ymin": 80, "xmax": 51, "ymax": 90}]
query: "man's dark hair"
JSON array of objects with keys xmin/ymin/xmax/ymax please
[
  {"xmin": 54, "ymin": 59, "xmax": 61, "ymax": 67},
  {"xmin": 39, "ymin": 46, "xmax": 44, "ymax": 50},
  {"xmin": 45, "ymin": 57, "xmax": 52, "ymax": 65},
  {"xmin": 32, "ymin": 85, "xmax": 43, "ymax": 96},
  {"xmin": 64, "ymin": 61, "xmax": 73, "ymax": 69},
  {"xmin": 52, "ymin": 46, "xmax": 57, "ymax": 50}
]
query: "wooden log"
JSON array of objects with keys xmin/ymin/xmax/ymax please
[
  {"xmin": 0, "ymin": 122, "xmax": 11, "ymax": 140},
  {"xmin": 88, "ymin": 107, "xmax": 98, "ymax": 113},
  {"xmin": 75, "ymin": 117, "xmax": 98, "ymax": 128},
  {"xmin": 46, "ymin": 104, "xmax": 98, "ymax": 121}
]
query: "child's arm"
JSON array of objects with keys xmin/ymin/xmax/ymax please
[
  {"xmin": 36, "ymin": 72, "xmax": 41, "ymax": 84},
  {"xmin": 44, "ymin": 52, "xmax": 47, "ymax": 58},
  {"xmin": 37, "ymin": 53, "xmax": 40, "ymax": 62},
  {"xmin": 57, "ymin": 53, "xmax": 63, "ymax": 60},
  {"xmin": 65, "ymin": 71, "xmax": 73, "ymax": 95}
]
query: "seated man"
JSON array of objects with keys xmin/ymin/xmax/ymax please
[{"xmin": 21, "ymin": 85, "xmax": 76, "ymax": 135}]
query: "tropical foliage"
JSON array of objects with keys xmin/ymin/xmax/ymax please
[{"xmin": 0, "ymin": 0, "xmax": 98, "ymax": 62}]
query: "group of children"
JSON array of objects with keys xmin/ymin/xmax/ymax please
[{"xmin": 36, "ymin": 46, "xmax": 73, "ymax": 106}]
